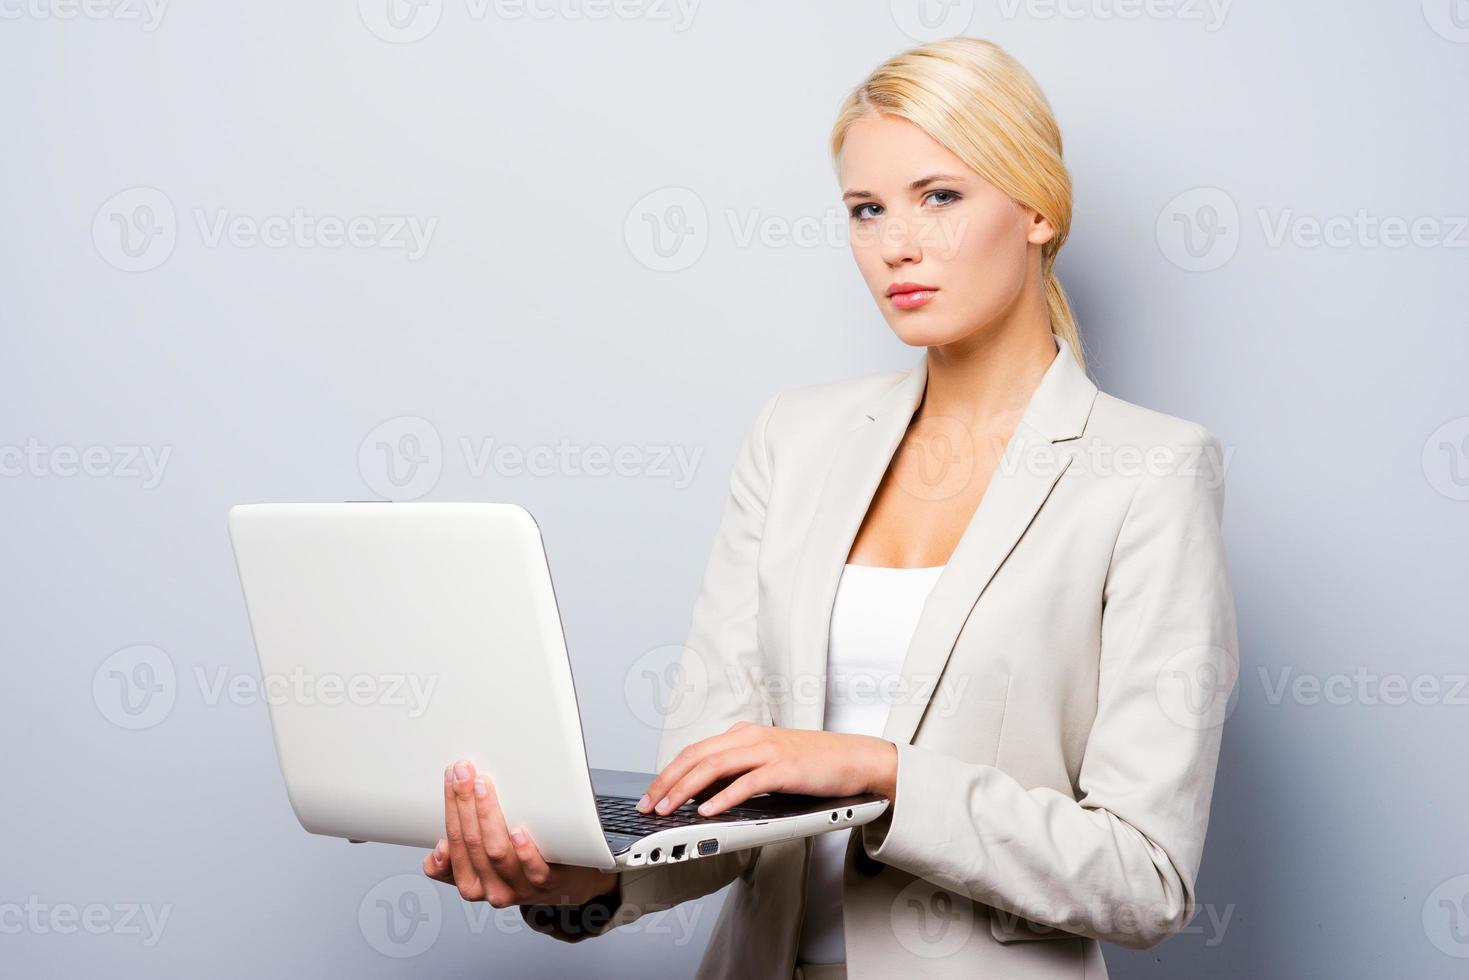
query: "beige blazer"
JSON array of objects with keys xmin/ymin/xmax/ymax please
[{"xmin": 529, "ymin": 335, "xmax": 1239, "ymax": 979}]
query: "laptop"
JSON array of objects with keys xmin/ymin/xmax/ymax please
[{"xmin": 226, "ymin": 501, "xmax": 890, "ymax": 871}]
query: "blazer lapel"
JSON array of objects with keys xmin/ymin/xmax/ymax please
[{"xmin": 784, "ymin": 336, "xmax": 1099, "ymax": 744}]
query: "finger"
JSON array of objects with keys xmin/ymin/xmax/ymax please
[
  {"xmin": 423, "ymin": 838, "xmax": 453, "ymax": 883},
  {"xmin": 469, "ymin": 773, "xmax": 530, "ymax": 904},
  {"xmin": 696, "ymin": 767, "xmax": 781, "ymax": 816},
  {"xmin": 507, "ymin": 825, "xmax": 554, "ymax": 902},
  {"xmin": 640, "ymin": 727, "xmax": 756, "ymax": 813},
  {"xmin": 657, "ymin": 747, "xmax": 765, "ymax": 816},
  {"xmin": 444, "ymin": 761, "xmax": 482, "ymax": 899}
]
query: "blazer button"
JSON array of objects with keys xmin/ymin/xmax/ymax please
[{"xmin": 854, "ymin": 848, "xmax": 885, "ymax": 878}]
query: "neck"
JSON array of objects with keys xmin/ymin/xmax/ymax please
[{"xmin": 917, "ymin": 319, "xmax": 1058, "ymax": 431}]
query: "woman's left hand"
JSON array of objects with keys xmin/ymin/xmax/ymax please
[{"xmin": 635, "ymin": 721, "xmax": 898, "ymax": 817}]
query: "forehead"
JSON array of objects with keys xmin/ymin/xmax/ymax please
[{"xmin": 837, "ymin": 113, "xmax": 971, "ymax": 188}]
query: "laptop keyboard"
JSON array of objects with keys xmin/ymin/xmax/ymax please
[{"xmin": 595, "ymin": 795, "xmax": 771, "ymax": 837}]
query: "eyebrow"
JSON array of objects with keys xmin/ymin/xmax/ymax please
[{"xmin": 841, "ymin": 173, "xmax": 966, "ymax": 202}]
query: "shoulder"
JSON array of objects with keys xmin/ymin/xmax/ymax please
[
  {"xmin": 1082, "ymin": 390, "xmax": 1229, "ymax": 517},
  {"xmin": 751, "ymin": 364, "xmax": 911, "ymax": 445},
  {"xmin": 1086, "ymin": 389, "xmax": 1221, "ymax": 453}
]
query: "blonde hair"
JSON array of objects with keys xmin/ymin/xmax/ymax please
[{"xmin": 830, "ymin": 37, "xmax": 1086, "ymax": 373}]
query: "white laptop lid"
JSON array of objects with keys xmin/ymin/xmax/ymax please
[{"xmin": 227, "ymin": 502, "xmax": 616, "ymax": 868}]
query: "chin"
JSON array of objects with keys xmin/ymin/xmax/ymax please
[{"xmin": 885, "ymin": 317, "xmax": 967, "ymax": 348}]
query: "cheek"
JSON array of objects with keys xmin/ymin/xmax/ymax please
[
  {"xmin": 849, "ymin": 230, "xmax": 888, "ymax": 291},
  {"xmin": 946, "ymin": 207, "xmax": 1030, "ymax": 304}
]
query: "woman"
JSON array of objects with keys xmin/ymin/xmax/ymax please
[{"xmin": 423, "ymin": 36, "xmax": 1238, "ymax": 980}]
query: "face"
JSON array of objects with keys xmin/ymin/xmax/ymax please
[{"xmin": 837, "ymin": 113, "xmax": 1055, "ymax": 349}]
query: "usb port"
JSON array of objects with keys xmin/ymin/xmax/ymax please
[{"xmin": 697, "ymin": 838, "xmax": 719, "ymax": 856}]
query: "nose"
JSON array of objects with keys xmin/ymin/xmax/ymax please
[{"xmin": 876, "ymin": 212, "xmax": 923, "ymax": 268}]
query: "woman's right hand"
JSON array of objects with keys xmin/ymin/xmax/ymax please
[{"xmin": 423, "ymin": 759, "xmax": 620, "ymax": 911}]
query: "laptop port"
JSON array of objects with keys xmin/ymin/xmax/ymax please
[
  {"xmin": 698, "ymin": 838, "xmax": 719, "ymax": 856},
  {"xmin": 649, "ymin": 847, "xmax": 662, "ymax": 863},
  {"xmin": 671, "ymin": 844, "xmax": 686, "ymax": 861}
]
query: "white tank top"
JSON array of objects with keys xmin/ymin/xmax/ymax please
[{"xmin": 795, "ymin": 561, "xmax": 947, "ymax": 966}]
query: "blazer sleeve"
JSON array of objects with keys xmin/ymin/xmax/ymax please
[
  {"xmin": 522, "ymin": 390, "xmax": 783, "ymax": 943},
  {"xmin": 859, "ymin": 423, "xmax": 1239, "ymax": 950}
]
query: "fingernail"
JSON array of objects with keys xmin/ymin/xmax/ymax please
[
  {"xmin": 636, "ymin": 793, "xmax": 650, "ymax": 811},
  {"xmin": 445, "ymin": 766, "xmax": 454, "ymax": 785},
  {"xmin": 473, "ymin": 777, "xmax": 487, "ymax": 798},
  {"xmin": 434, "ymin": 841, "xmax": 445, "ymax": 860},
  {"xmin": 698, "ymin": 803, "xmax": 712, "ymax": 815},
  {"xmin": 454, "ymin": 761, "xmax": 470, "ymax": 782},
  {"xmin": 510, "ymin": 827, "xmax": 526, "ymax": 845},
  {"xmin": 655, "ymin": 796, "xmax": 670, "ymax": 813}
]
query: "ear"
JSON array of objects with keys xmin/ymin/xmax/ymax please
[{"xmin": 1026, "ymin": 207, "xmax": 1057, "ymax": 247}]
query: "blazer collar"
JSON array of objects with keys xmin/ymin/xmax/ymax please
[{"xmin": 784, "ymin": 335, "xmax": 1098, "ymax": 743}]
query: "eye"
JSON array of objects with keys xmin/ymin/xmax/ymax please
[
  {"xmin": 850, "ymin": 202, "xmax": 881, "ymax": 221},
  {"xmin": 925, "ymin": 189, "xmax": 961, "ymax": 207}
]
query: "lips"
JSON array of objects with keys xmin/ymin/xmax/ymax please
[
  {"xmin": 886, "ymin": 281, "xmax": 938, "ymax": 310},
  {"xmin": 885, "ymin": 281, "xmax": 938, "ymax": 297}
]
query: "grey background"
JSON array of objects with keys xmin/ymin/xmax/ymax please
[{"xmin": 3, "ymin": 1, "xmax": 1466, "ymax": 977}]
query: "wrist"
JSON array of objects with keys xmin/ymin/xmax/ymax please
[{"xmin": 870, "ymin": 737, "xmax": 898, "ymax": 799}]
